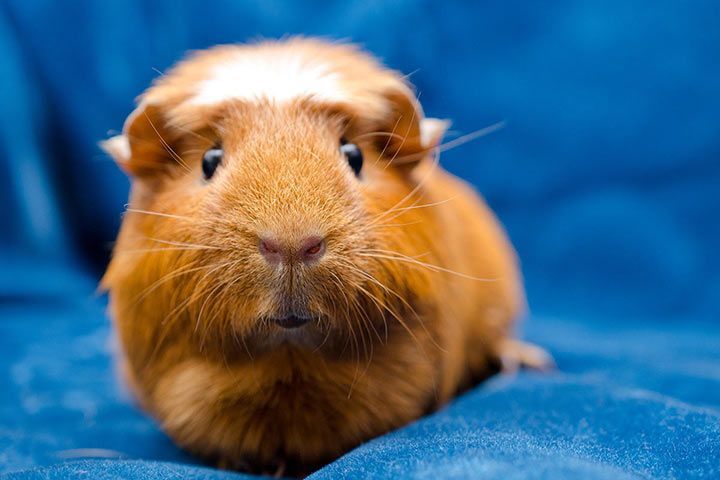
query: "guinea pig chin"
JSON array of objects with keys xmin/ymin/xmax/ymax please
[{"xmin": 261, "ymin": 273, "xmax": 325, "ymax": 329}]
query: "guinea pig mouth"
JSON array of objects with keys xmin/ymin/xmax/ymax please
[{"xmin": 270, "ymin": 314, "xmax": 318, "ymax": 329}]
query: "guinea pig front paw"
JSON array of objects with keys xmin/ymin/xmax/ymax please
[{"xmin": 498, "ymin": 338, "xmax": 556, "ymax": 373}]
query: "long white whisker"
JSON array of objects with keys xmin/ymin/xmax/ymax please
[
  {"xmin": 358, "ymin": 251, "xmax": 497, "ymax": 282},
  {"xmin": 125, "ymin": 208, "xmax": 191, "ymax": 220}
]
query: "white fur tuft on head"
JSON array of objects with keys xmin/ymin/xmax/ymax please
[{"xmin": 191, "ymin": 52, "xmax": 350, "ymax": 106}]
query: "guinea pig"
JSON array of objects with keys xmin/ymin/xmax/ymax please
[{"xmin": 101, "ymin": 37, "xmax": 552, "ymax": 476}]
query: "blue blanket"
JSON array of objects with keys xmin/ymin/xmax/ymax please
[{"xmin": 1, "ymin": 1, "xmax": 718, "ymax": 478}]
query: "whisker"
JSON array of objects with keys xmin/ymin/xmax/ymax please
[
  {"xmin": 358, "ymin": 250, "xmax": 497, "ymax": 282},
  {"xmin": 343, "ymin": 281, "xmax": 383, "ymax": 397},
  {"xmin": 331, "ymin": 273, "xmax": 370, "ymax": 395},
  {"xmin": 368, "ymin": 194, "xmax": 460, "ymax": 228},
  {"xmin": 393, "ymin": 120, "xmax": 506, "ymax": 166},
  {"xmin": 113, "ymin": 246, "xmax": 220, "ymax": 255},
  {"xmin": 144, "ymin": 237, "xmax": 225, "ymax": 250},
  {"xmin": 195, "ymin": 265, "xmax": 238, "ymax": 336},
  {"xmin": 127, "ymin": 262, "xmax": 212, "ymax": 308},
  {"xmin": 328, "ymin": 271, "xmax": 364, "ymax": 355},
  {"xmin": 352, "ymin": 131, "xmax": 406, "ymax": 142},
  {"xmin": 125, "ymin": 208, "xmax": 191, "ymax": 221},
  {"xmin": 167, "ymin": 120, "xmax": 216, "ymax": 144},
  {"xmin": 142, "ymin": 111, "xmax": 192, "ymax": 173},
  {"xmin": 371, "ymin": 220, "xmax": 424, "ymax": 229},
  {"xmin": 371, "ymin": 151, "xmax": 441, "ymax": 226},
  {"xmin": 146, "ymin": 258, "xmax": 241, "ymax": 362},
  {"xmin": 349, "ymin": 272, "xmax": 428, "ymax": 359},
  {"xmin": 377, "ymin": 115, "xmax": 404, "ymax": 167},
  {"xmin": 342, "ymin": 261, "xmax": 444, "ymax": 353},
  {"xmin": 382, "ymin": 106, "xmax": 418, "ymax": 171}
]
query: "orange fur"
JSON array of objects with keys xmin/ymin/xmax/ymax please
[{"xmin": 101, "ymin": 38, "xmax": 550, "ymax": 476}]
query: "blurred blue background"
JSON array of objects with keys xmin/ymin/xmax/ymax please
[{"xmin": 1, "ymin": 1, "xmax": 718, "ymax": 479}]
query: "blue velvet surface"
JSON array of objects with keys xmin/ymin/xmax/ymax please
[{"xmin": 1, "ymin": 1, "xmax": 718, "ymax": 478}]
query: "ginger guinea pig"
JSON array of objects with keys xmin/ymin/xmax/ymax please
[{"xmin": 101, "ymin": 38, "xmax": 551, "ymax": 476}]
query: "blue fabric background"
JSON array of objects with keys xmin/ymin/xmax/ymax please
[{"xmin": 1, "ymin": 1, "xmax": 718, "ymax": 478}]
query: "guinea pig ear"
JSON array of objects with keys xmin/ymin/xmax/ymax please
[
  {"xmin": 100, "ymin": 101, "xmax": 180, "ymax": 177},
  {"xmin": 377, "ymin": 85, "xmax": 449, "ymax": 168}
]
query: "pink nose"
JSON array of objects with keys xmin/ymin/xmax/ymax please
[{"xmin": 259, "ymin": 235, "xmax": 326, "ymax": 265}]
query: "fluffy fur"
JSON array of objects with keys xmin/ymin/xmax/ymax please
[{"xmin": 101, "ymin": 38, "xmax": 551, "ymax": 476}]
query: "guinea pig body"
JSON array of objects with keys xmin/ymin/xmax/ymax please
[{"xmin": 102, "ymin": 38, "xmax": 550, "ymax": 475}]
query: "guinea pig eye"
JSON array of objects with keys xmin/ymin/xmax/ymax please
[
  {"xmin": 202, "ymin": 146, "xmax": 223, "ymax": 180},
  {"xmin": 340, "ymin": 138, "xmax": 363, "ymax": 177}
]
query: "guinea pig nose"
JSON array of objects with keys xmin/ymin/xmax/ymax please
[
  {"xmin": 299, "ymin": 236, "xmax": 326, "ymax": 264},
  {"xmin": 258, "ymin": 237, "xmax": 283, "ymax": 264},
  {"xmin": 258, "ymin": 235, "xmax": 326, "ymax": 265}
]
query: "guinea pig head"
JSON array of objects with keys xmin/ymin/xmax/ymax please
[{"xmin": 102, "ymin": 40, "xmax": 448, "ymax": 359}]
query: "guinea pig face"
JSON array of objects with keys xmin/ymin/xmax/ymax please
[
  {"xmin": 189, "ymin": 102, "xmax": 376, "ymax": 350},
  {"xmin": 102, "ymin": 40, "xmax": 447, "ymax": 358}
]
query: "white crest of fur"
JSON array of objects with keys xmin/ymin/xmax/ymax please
[{"xmin": 191, "ymin": 52, "xmax": 349, "ymax": 105}]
